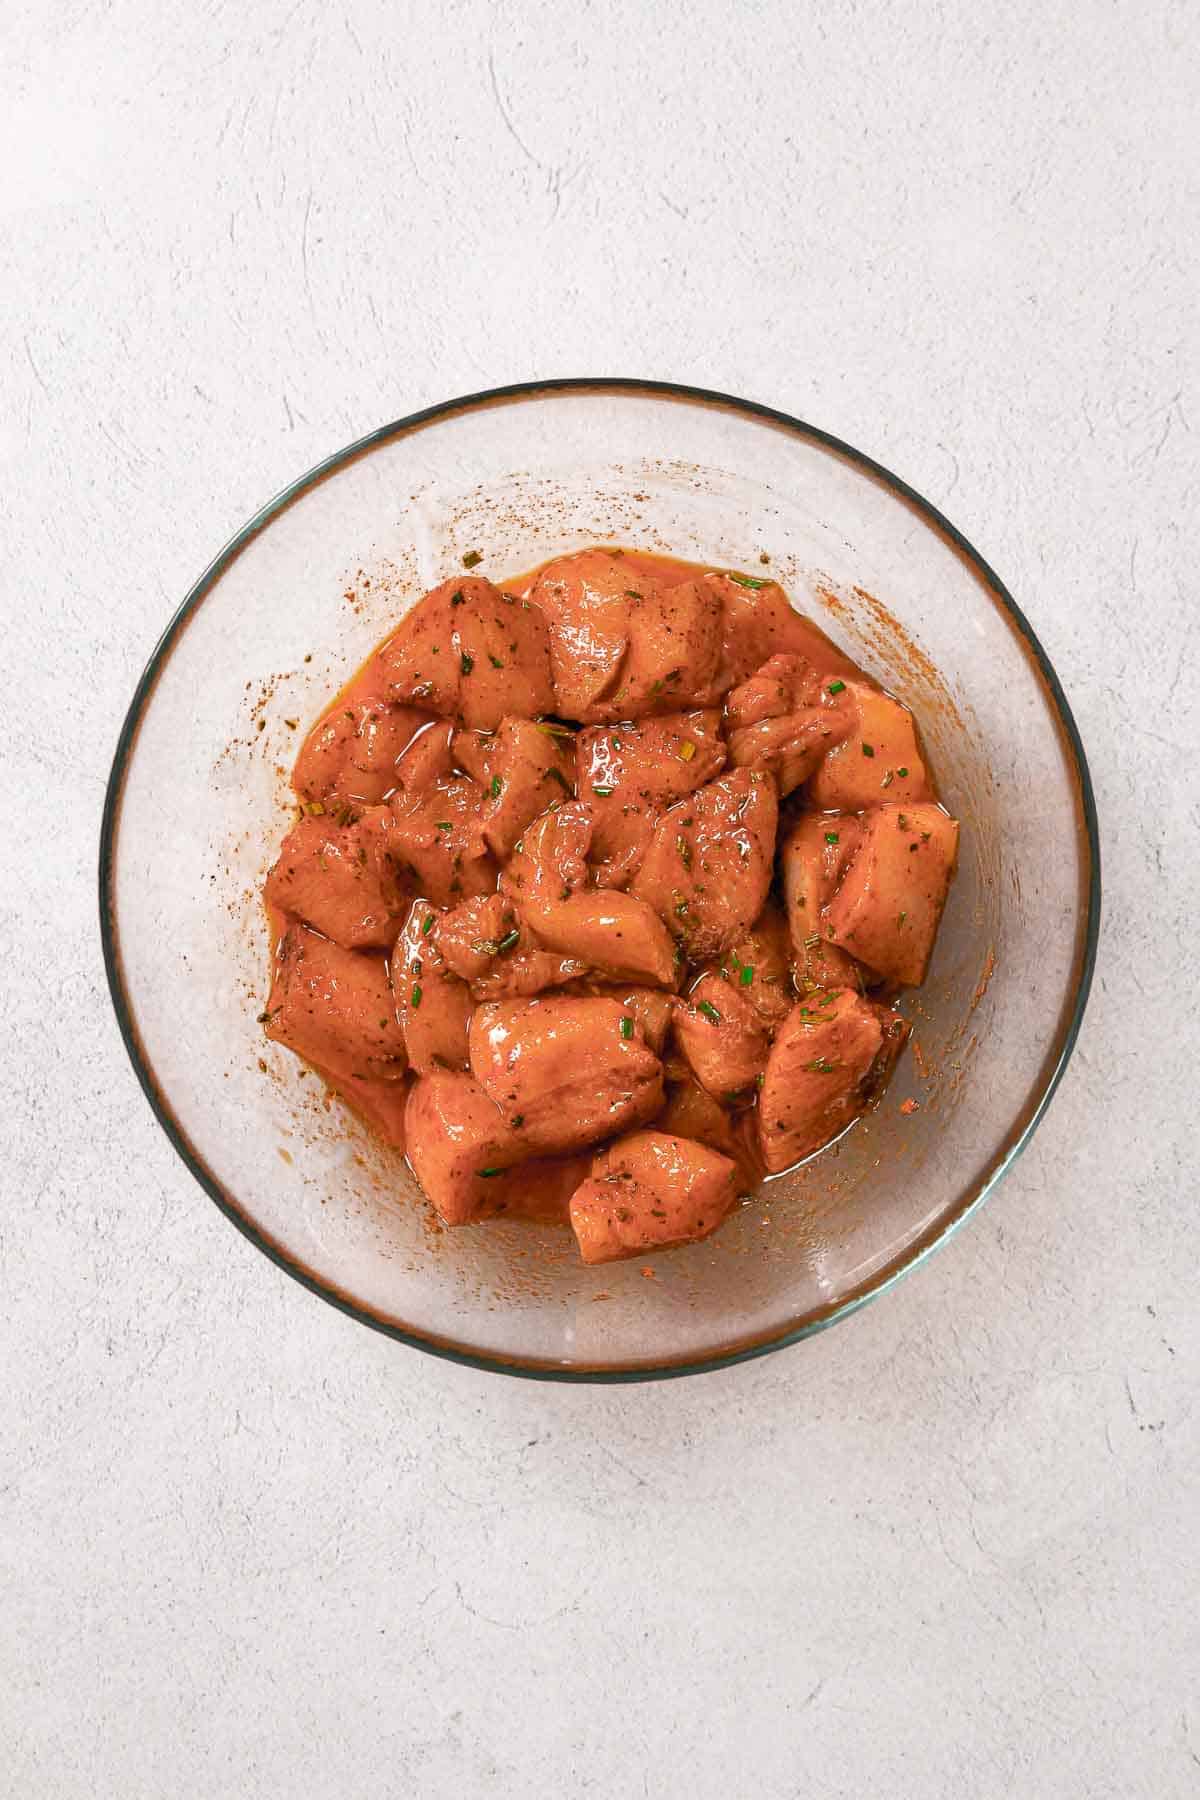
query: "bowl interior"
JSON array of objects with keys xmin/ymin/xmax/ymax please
[{"xmin": 104, "ymin": 384, "xmax": 1095, "ymax": 1375}]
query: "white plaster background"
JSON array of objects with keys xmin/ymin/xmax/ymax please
[{"xmin": 2, "ymin": 2, "xmax": 1197, "ymax": 1795}]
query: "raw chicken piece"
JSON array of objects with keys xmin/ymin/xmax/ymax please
[
  {"xmin": 392, "ymin": 900, "xmax": 472, "ymax": 1073},
  {"xmin": 265, "ymin": 806, "xmax": 406, "ymax": 951},
  {"xmin": 673, "ymin": 972, "xmax": 772, "ymax": 1099},
  {"xmin": 452, "ymin": 716, "xmax": 575, "ymax": 859},
  {"xmin": 630, "ymin": 768, "xmax": 778, "ymax": 960},
  {"xmin": 779, "ymin": 812, "xmax": 871, "ymax": 993},
  {"xmin": 263, "ymin": 924, "xmax": 406, "ymax": 1085},
  {"xmin": 823, "ymin": 803, "xmax": 959, "ymax": 986},
  {"xmin": 575, "ymin": 709, "xmax": 726, "ymax": 888},
  {"xmin": 531, "ymin": 551, "xmax": 722, "ymax": 721},
  {"xmin": 435, "ymin": 893, "xmax": 521, "ymax": 984},
  {"xmin": 711, "ymin": 902, "xmax": 795, "ymax": 1029},
  {"xmin": 504, "ymin": 803, "xmax": 678, "ymax": 987},
  {"xmin": 703, "ymin": 572, "xmax": 861, "ymax": 690},
  {"xmin": 292, "ymin": 661, "xmax": 434, "ymax": 806},
  {"xmin": 807, "ymin": 681, "xmax": 933, "ymax": 811},
  {"xmin": 314, "ymin": 1064, "xmax": 410, "ymax": 1148},
  {"xmin": 757, "ymin": 989, "xmax": 900, "ymax": 1171},
  {"xmin": 568, "ymin": 1130, "xmax": 739, "ymax": 1264},
  {"xmin": 377, "ymin": 576, "xmax": 555, "ymax": 729},
  {"xmin": 384, "ymin": 726, "xmax": 495, "ymax": 907},
  {"xmin": 655, "ymin": 1079, "xmax": 764, "ymax": 1192},
  {"xmin": 724, "ymin": 653, "xmax": 853, "ymax": 794},
  {"xmin": 578, "ymin": 983, "xmax": 674, "ymax": 1052},
  {"xmin": 404, "ymin": 1069, "xmax": 528, "ymax": 1226},
  {"xmin": 468, "ymin": 995, "xmax": 664, "ymax": 1153}
]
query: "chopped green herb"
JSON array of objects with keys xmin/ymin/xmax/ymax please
[
  {"xmin": 545, "ymin": 765, "xmax": 572, "ymax": 791},
  {"xmin": 650, "ymin": 680, "xmax": 664, "ymax": 695},
  {"xmin": 755, "ymin": 1072, "xmax": 765, "ymax": 1089},
  {"xmin": 619, "ymin": 1015, "xmax": 634, "ymax": 1040},
  {"xmin": 421, "ymin": 914, "xmax": 435, "ymax": 935},
  {"xmin": 624, "ymin": 589, "xmax": 643, "ymax": 600},
  {"xmin": 410, "ymin": 984, "xmax": 423, "ymax": 1009},
  {"xmin": 674, "ymin": 897, "xmax": 690, "ymax": 919},
  {"xmin": 535, "ymin": 719, "xmax": 575, "ymax": 737},
  {"xmin": 803, "ymin": 1056, "xmax": 838, "ymax": 1074},
  {"xmin": 450, "ymin": 589, "xmax": 465, "ymax": 606},
  {"xmin": 462, "ymin": 550, "xmax": 483, "ymax": 568},
  {"xmin": 698, "ymin": 999, "xmax": 722, "ymax": 1025},
  {"xmin": 898, "ymin": 766, "xmax": 909, "ymax": 778},
  {"xmin": 727, "ymin": 571, "xmax": 769, "ymax": 589},
  {"xmin": 611, "ymin": 737, "xmax": 622, "ymax": 751},
  {"xmin": 511, "ymin": 1115, "xmax": 524, "ymax": 1128},
  {"xmin": 827, "ymin": 679, "xmax": 846, "ymax": 696},
  {"xmin": 478, "ymin": 1166, "xmax": 504, "ymax": 1178},
  {"xmin": 460, "ymin": 653, "xmax": 474, "ymax": 675},
  {"xmin": 676, "ymin": 834, "xmax": 692, "ymax": 869},
  {"xmin": 490, "ymin": 775, "xmax": 502, "ymax": 798},
  {"xmin": 488, "ymin": 654, "xmax": 503, "ymax": 670},
  {"xmin": 435, "ymin": 820, "xmax": 452, "ymax": 831},
  {"xmin": 496, "ymin": 928, "xmax": 520, "ymax": 954},
  {"xmin": 861, "ymin": 742, "xmax": 875, "ymax": 757},
  {"xmin": 824, "ymin": 830, "xmax": 839, "ymax": 845},
  {"xmin": 593, "ymin": 785, "xmax": 614, "ymax": 797},
  {"xmin": 898, "ymin": 911, "xmax": 908, "ymax": 926},
  {"xmin": 739, "ymin": 964, "xmax": 754, "ymax": 987}
]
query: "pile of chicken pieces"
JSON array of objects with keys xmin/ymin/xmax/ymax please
[{"xmin": 262, "ymin": 549, "xmax": 958, "ymax": 1265}]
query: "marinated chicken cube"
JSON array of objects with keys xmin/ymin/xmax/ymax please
[
  {"xmin": 263, "ymin": 923, "xmax": 407, "ymax": 1086},
  {"xmin": 385, "ymin": 734, "xmax": 495, "ymax": 908},
  {"xmin": 452, "ymin": 716, "xmax": 575, "ymax": 859},
  {"xmin": 807, "ymin": 681, "xmax": 933, "ymax": 811},
  {"xmin": 377, "ymin": 576, "xmax": 555, "ymax": 729},
  {"xmin": 712, "ymin": 903, "xmax": 795, "ymax": 1029},
  {"xmin": 630, "ymin": 768, "xmax": 778, "ymax": 960},
  {"xmin": 823, "ymin": 802, "xmax": 959, "ymax": 986},
  {"xmin": 672, "ymin": 972, "xmax": 772, "ymax": 1099},
  {"xmin": 404, "ymin": 1069, "xmax": 528, "ymax": 1226},
  {"xmin": 724, "ymin": 653, "xmax": 853, "ymax": 794},
  {"xmin": 757, "ymin": 989, "xmax": 897, "ymax": 1171},
  {"xmin": 531, "ymin": 551, "xmax": 722, "ymax": 721},
  {"xmin": 265, "ymin": 806, "xmax": 406, "ymax": 951},
  {"xmin": 655, "ymin": 1078, "xmax": 764, "ymax": 1192},
  {"xmin": 703, "ymin": 572, "xmax": 861, "ymax": 690},
  {"xmin": 779, "ymin": 812, "xmax": 872, "ymax": 993},
  {"xmin": 392, "ymin": 900, "xmax": 472, "ymax": 1073},
  {"xmin": 568, "ymin": 1130, "xmax": 739, "ymax": 1264},
  {"xmin": 292, "ymin": 671, "xmax": 435, "ymax": 808},
  {"xmin": 579, "ymin": 984, "xmax": 674, "ymax": 1052},
  {"xmin": 468, "ymin": 994, "xmax": 664, "ymax": 1154},
  {"xmin": 575, "ymin": 709, "xmax": 726, "ymax": 888}
]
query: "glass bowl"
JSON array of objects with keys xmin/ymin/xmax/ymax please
[{"xmin": 100, "ymin": 381, "xmax": 1099, "ymax": 1380}]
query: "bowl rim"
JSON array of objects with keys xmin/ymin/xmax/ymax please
[{"xmin": 99, "ymin": 377, "xmax": 1101, "ymax": 1382}]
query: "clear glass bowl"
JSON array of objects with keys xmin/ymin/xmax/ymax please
[{"xmin": 100, "ymin": 381, "xmax": 1099, "ymax": 1379}]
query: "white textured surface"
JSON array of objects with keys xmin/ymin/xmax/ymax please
[{"xmin": 2, "ymin": 3, "xmax": 1197, "ymax": 1794}]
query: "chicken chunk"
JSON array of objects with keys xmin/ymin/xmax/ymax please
[
  {"xmin": 292, "ymin": 665, "xmax": 434, "ymax": 807},
  {"xmin": 779, "ymin": 812, "xmax": 871, "ymax": 993},
  {"xmin": 504, "ymin": 803, "xmax": 678, "ymax": 987},
  {"xmin": 568, "ymin": 1130, "xmax": 739, "ymax": 1264},
  {"xmin": 263, "ymin": 924, "xmax": 407, "ymax": 1086},
  {"xmin": 264, "ymin": 806, "xmax": 406, "ymax": 951},
  {"xmin": 823, "ymin": 803, "xmax": 959, "ymax": 986},
  {"xmin": 578, "ymin": 983, "xmax": 674, "ymax": 1052},
  {"xmin": 377, "ymin": 576, "xmax": 555, "ymax": 729},
  {"xmin": 404, "ymin": 1069, "xmax": 528, "ymax": 1226},
  {"xmin": 724, "ymin": 653, "xmax": 853, "ymax": 794},
  {"xmin": 655, "ymin": 1079, "xmax": 764, "ymax": 1192},
  {"xmin": 452, "ymin": 717, "xmax": 575, "ymax": 859},
  {"xmin": 392, "ymin": 900, "xmax": 472, "ymax": 1073},
  {"xmin": 531, "ymin": 551, "xmax": 722, "ymax": 721},
  {"xmin": 703, "ymin": 572, "xmax": 861, "ymax": 690},
  {"xmin": 575, "ymin": 709, "xmax": 726, "ymax": 888},
  {"xmin": 631, "ymin": 768, "xmax": 778, "ymax": 960},
  {"xmin": 712, "ymin": 902, "xmax": 795, "ymax": 1029},
  {"xmin": 468, "ymin": 995, "xmax": 664, "ymax": 1154},
  {"xmin": 757, "ymin": 989, "xmax": 898, "ymax": 1171},
  {"xmin": 320, "ymin": 1067, "xmax": 410, "ymax": 1149},
  {"xmin": 807, "ymin": 681, "xmax": 933, "ymax": 811},
  {"xmin": 673, "ymin": 973, "xmax": 772, "ymax": 1099},
  {"xmin": 384, "ymin": 728, "xmax": 495, "ymax": 907}
]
